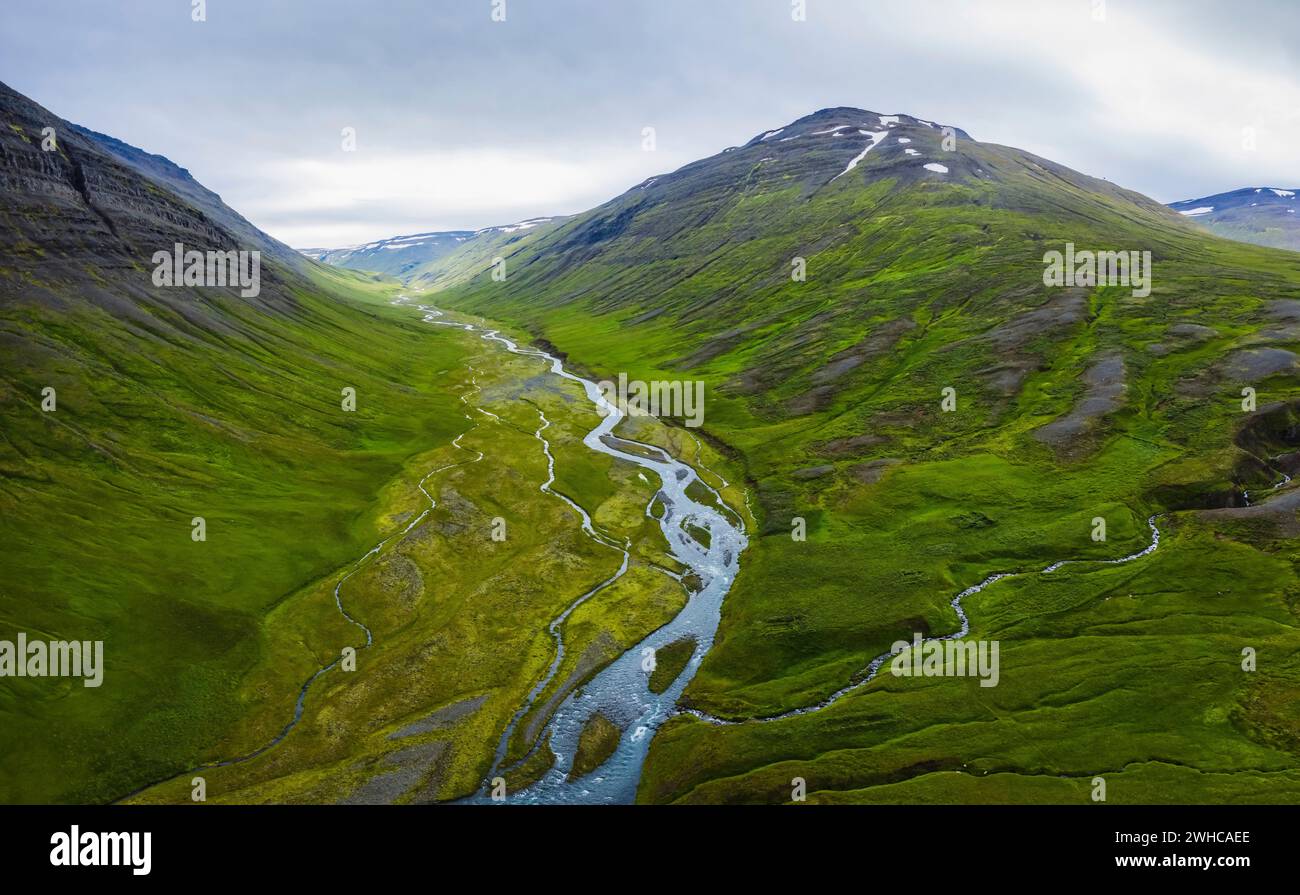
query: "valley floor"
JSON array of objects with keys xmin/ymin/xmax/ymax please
[{"xmin": 125, "ymin": 298, "xmax": 746, "ymax": 804}]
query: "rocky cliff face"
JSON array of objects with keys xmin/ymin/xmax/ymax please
[
  {"xmin": 70, "ymin": 122, "xmax": 304, "ymax": 268},
  {"xmin": 0, "ymin": 79, "xmax": 301, "ymax": 323}
]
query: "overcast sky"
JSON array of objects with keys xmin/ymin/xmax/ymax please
[{"xmin": 2, "ymin": 0, "xmax": 1296, "ymax": 247}]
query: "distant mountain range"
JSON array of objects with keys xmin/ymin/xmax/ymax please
[
  {"xmin": 1170, "ymin": 187, "xmax": 1300, "ymax": 252},
  {"xmin": 298, "ymin": 217, "xmax": 565, "ymax": 284}
]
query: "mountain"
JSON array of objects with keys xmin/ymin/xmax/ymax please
[
  {"xmin": 300, "ymin": 231, "xmax": 475, "ymax": 274},
  {"xmin": 298, "ymin": 217, "xmax": 565, "ymax": 283},
  {"xmin": 1170, "ymin": 187, "xmax": 1300, "ymax": 252},
  {"xmin": 425, "ymin": 104, "xmax": 1234, "ymax": 423},
  {"xmin": 424, "ymin": 105, "xmax": 1191, "ymax": 313},
  {"xmin": 0, "ymin": 80, "xmax": 492, "ymax": 802},
  {"xmin": 411, "ymin": 106, "xmax": 1300, "ymax": 804}
]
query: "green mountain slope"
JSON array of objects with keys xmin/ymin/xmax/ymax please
[
  {"xmin": 0, "ymin": 80, "xmax": 492, "ymax": 802},
  {"xmin": 422, "ymin": 107, "xmax": 1300, "ymax": 803}
]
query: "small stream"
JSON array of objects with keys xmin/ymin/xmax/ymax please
[{"xmin": 685, "ymin": 516, "xmax": 1164, "ymax": 725}]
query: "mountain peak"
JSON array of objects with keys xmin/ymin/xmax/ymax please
[{"xmin": 743, "ymin": 107, "xmax": 973, "ymax": 148}]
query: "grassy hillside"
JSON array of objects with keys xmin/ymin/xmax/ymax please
[
  {"xmin": 426, "ymin": 108, "xmax": 1300, "ymax": 803},
  {"xmin": 0, "ymin": 230, "xmax": 510, "ymax": 801}
]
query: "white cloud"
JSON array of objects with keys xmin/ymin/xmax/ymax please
[
  {"xmin": 7, "ymin": 0, "xmax": 1295, "ymax": 245},
  {"xmin": 241, "ymin": 147, "xmax": 686, "ymax": 247}
]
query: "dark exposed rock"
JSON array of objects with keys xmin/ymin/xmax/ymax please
[
  {"xmin": 1035, "ymin": 353, "xmax": 1126, "ymax": 450},
  {"xmin": 814, "ymin": 433, "xmax": 889, "ymax": 458},
  {"xmin": 0, "ymin": 79, "xmax": 306, "ymax": 325},
  {"xmin": 848, "ymin": 458, "xmax": 901, "ymax": 483}
]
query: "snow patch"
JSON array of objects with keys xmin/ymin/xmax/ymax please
[
  {"xmin": 384, "ymin": 236, "xmax": 439, "ymax": 247},
  {"xmin": 831, "ymin": 131, "xmax": 889, "ymax": 182},
  {"xmin": 471, "ymin": 218, "xmax": 553, "ymax": 237},
  {"xmin": 489, "ymin": 218, "xmax": 552, "ymax": 234}
]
